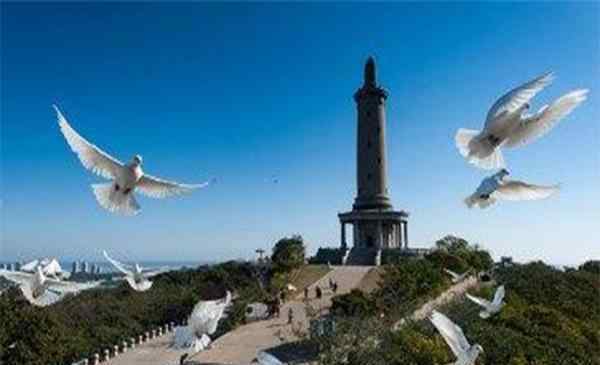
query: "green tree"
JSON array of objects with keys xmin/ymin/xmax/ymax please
[
  {"xmin": 271, "ymin": 235, "xmax": 306, "ymax": 273},
  {"xmin": 579, "ymin": 260, "xmax": 600, "ymax": 275},
  {"xmin": 331, "ymin": 289, "xmax": 376, "ymax": 317}
]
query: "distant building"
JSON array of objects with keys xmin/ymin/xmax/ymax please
[
  {"xmin": 499, "ymin": 256, "xmax": 514, "ymax": 267},
  {"xmin": 82, "ymin": 261, "xmax": 90, "ymax": 273},
  {"xmin": 14, "ymin": 262, "xmax": 21, "ymax": 271}
]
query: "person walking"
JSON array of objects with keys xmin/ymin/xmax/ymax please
[{"xmin": 287, "ymin": 307, "xmax": 294, "ymax": 325}]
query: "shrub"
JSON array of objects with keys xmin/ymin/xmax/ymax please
[{"xmin": 271, "ymin": 235, "xmax": 306, "ymax": 273}]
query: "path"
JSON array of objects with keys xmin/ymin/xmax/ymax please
[
  {"xmin": 104, "ymin": 331, "xmax": 186, "ymax": 365},
  {"xmin": 191, "ymin": 266, "xmax": 372, "ymax": 364},
  {"xmin": 105, "ymin": 266, "xmax": 372, "ymax": 365},
  {"xmin": 392, "ymin": 275, "xmax": 480, "ymax": 330}
]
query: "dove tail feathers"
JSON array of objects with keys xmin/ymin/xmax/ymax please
[
  {"xmin": 464, "ymin": 194, "xmax": 478, "ymax": 209},
  {"xmin": 92, "ymin": 183, "xmax": 140, "ymax": 216},
  {"xmin": 455, "ymin": 128, "xmax": 505, "ymax": 170}
]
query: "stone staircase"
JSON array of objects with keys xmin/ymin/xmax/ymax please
[{"xmin": 345, "ymin": 247, "xmax": 377, "ymax": 265}]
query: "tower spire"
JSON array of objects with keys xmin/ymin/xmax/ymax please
[{"xmin": 364, "ymin": 56, "xmax": 376, "ymax": 86}]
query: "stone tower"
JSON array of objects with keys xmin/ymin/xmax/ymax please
[
  {"xmin": 339, "ymin": 57, "xmax": 409, "ymax": 265},
  {"xmin": 353, "ymin": 56, "xmax": 392, "ymax": 211}
]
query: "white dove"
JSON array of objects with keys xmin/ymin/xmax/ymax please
[
  {"xmin": 465, "ymin": 169, "xmax": 559, "ymax": 209},
  {"xmin": 455, "ymin": 72, "xmax": 588, "ymax": 169},
  {"xmin": 173, "ymin": 291, "xmax": 232, "ymax": 351},
  {"xmin": 444, "ymin": 268, "xmax": 470, "ymax": 283},
  {"xmin": 189, "ymin": 291, "xmax": 232, "ymax": 336},
  {"xmin": 0, "ymin": 266, "xmax": 101, "ymax": 306},
  {"xmin": 466, "ymin": 285, "xmax": 505, "ymax": 319},
  {"xmin": 255, "ymin": 351, "xmax": 284, "ymax": 365},
  {"xmin": 103, "ymin": 250, "xmax": 167, "ymax": 291},
  {"xmin": 20, "ymin": 257, "xmax": 64, "ymax": 279},
  {"xmin": 55, "ymin": 105, "xmax": 209, "ymax": 215},
  {"xmin": 430, "ymin": 310, "xmax": 483, "ymax": 365}
]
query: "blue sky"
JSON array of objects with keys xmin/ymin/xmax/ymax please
[{"xmin": 1, "ymin": 2, "xmax": 598, "ymax": 266}]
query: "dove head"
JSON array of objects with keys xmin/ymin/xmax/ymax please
[
  {"xmin": 35, "ymin": 266, "xmax": 45, "ymax": 282},
  {"xmin": 132, "ymin": 155, "xmax": 143, "ymax": 166},
  {"xmin": 471, "ymin": 344, "xmax": 484, "ymax": 357},
  {"xmin": 496, "ymin": 168, "xmax": 510, "ymax": 179}
]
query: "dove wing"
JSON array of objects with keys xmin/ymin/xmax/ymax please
[
  {"xmin": 0, "ymin": 270, "xmax": 33, "ymax": 286},
  {"xmin": 20, "ymin": 260, "xmax": 40, "ymax": 273},
  {"xmin": 504, "ymin": 89, "xmax": 588, "ymax": 147},
  {"xmin": 143, "ymin": 267, "xmax": 169, "ymax": 278},
  {"xmin": 136, "ymin": 174, "xmax": 209, "ymax": 199},
  {"xmin": 494, "ymin": 180, "xmax": 559, "ymax": 201},
  {"xmin": 430, "ymin": 310, "xmax": 471, "ymax": 357},
  {"xmin": 55, "ymin": 105, "xmax": 124, "ymax": 179},
  {"xmin": 466, "ymin": 293, "xmax": 492, "ymax": 309},
  {"xmin": 444, "ymin": 269, "xmax": 459, "ymax": 279},
  {"xmin": 103, "ymin": 251, "xmax": 134, "ymax": 276},
  {"xmin": 124, "ymin": 277, "xmax": 153, "ymax": 292},
  {"xmin": 492, "ymin": 285, "xmax": 506, "ymax": 305},
  {"xmin": 485, "ymin": 72, "xmax": 554, "ymax": 129},
  {"xmin": 47, "ymin": 278, "xmax": 101, "ymax": 293},
  {"xmin": 257, "ymin": 351, "xmax": 284, "ymax": 365}
]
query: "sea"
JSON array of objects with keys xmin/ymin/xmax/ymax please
[{"xmin": 0, "ymin": 260, "xmax": 213, "ymax": 274}]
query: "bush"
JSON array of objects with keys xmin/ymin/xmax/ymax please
[
  {"xmin": 0, "ymin": 261, "xmax": 263, "ymax": 365},
  {"xmin": 434, "ymin": 235, "xmax": 493, "ymax": 272},
  {"xmin": 271, "ymin": 235, "xmax": 306, "ymax": 273},
  {"xmin": 331, "ymin": 289, "xmax": 376, "ymax": 317},
  {"xmin": 579, "ymin": 260, "xmax": 600, "ymax": 275}
]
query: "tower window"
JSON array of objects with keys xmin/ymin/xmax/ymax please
[
  {"xmin": 367, "ymin": 140, "xmax": 372, "ymax": 148},
  {"xmin": 367, "ymin": 173, "xmax": 372, "ymax": 180},
  {"xmin": 366, "ymin": 111, "xmax": 372, "ymax": 118},
  {"xmin": 378, "ymin": 157, "xmax": 382, "ymax": 165}
]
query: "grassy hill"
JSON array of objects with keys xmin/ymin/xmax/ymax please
[{"xmin": 319, "ymin": 259, "xmax": 600, "ymax": 365}]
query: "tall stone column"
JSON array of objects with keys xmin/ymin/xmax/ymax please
[
  {"xmin": 353, "ymin": 57, "xmax": 392, "ymax": 211},
  {"xmin": 377, "ymin": 221, "xmax": 383, "ymax": 249},
  {"xmin": 340, "ymin": 223, "xmax": 347, "ymax": 250},
  {"xmin": 397, "ymin": 224, "xmax": 403, "ymax": 248},
  {"xmin": 403, "ymin": 222, "xmax": 409, "ymax": 249}
]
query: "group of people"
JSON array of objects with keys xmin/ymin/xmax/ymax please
[{"xmin": 302, "ymin": 278, "xmax": 338, "ymax": 301}]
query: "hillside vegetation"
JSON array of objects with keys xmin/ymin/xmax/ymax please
[
  {"xmin": 319, "ymin": 239, "xmax": 599, "ymax": 365},
  {"xmin": 0, "ymin": 261, "xmax": 266, "ymax": 365}
]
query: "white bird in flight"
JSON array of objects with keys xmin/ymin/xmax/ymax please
[
  {"xmin": 466, "ymin": 285, "xmax": 506, "ymax": 319},
  {"xmin": 455, "ymin": 72, "xmax": 588, "ymax": 170},
  {"xmin": 0, "ymin": 266, "xmax": 101, "ymax": 306},
  {"xmin": 465, "ymin": 169, "xmax": 559, "ymax": 209},
  {"xmin": 20, "ymin": 257, "xmax": 64, "ymax": 280},
  {"xmin": 173, "ymin": 291, "xmax": 232, "ymax": 351},
  {"xmin": 189, "ymin": 291, "xmax": 232, "ymax": 337},
  {"xmin": 430, "ymin": 310, "xmax": 483, "ymax": 365},
  {"xmin": 255, "ymin": 351, "xmax": 284, "ymax": 365},
  {"xmin": 103, "ymin": 251, "xmax": 167, "ymax": 291},
  {"xmin": 55, "ymin": 105, "xmax": 209, "ymax": 215},
  {"xmin": 444, "ymin": 268, "xmax": 470, "ymax": 283}
]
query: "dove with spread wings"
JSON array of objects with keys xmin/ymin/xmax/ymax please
[{"xmin": 55, "ymin": 105, "xmax": 209, "ymax": 215}]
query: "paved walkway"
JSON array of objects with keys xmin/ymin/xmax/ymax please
[
  {"xmin": 392, "ymin": 276, "xmax": 480, "ymax": 330},
  {"xmin": 104, "ymin": 331, "xmax": 186, "ymax": 365},
  {"xmin": 105, "ymin": 266, "xmax": 372, "ymax": 365},
  {"xmin": 191, "ymin": 266, "xmax": 372, "ymax": 364}
]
